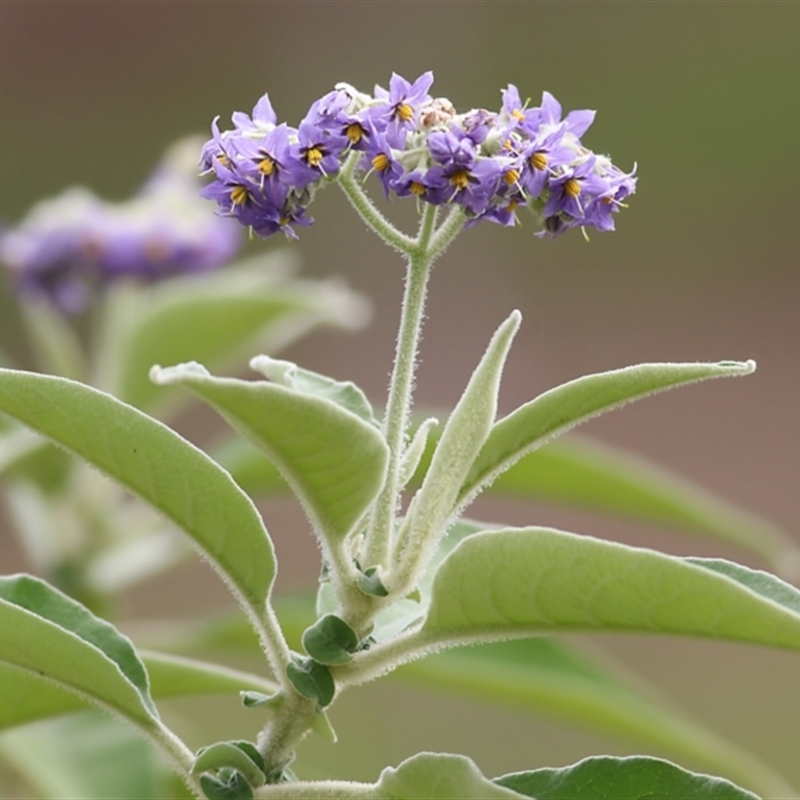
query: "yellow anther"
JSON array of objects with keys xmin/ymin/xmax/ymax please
[
  {"xmin": 346, "ymin": 123, "xmax": 365, "ymax": 145},
  {"xmin": 506, "ymin": 199, "xmax": 519, "ymax": 212},
  {"xmin": 564, "ymin": 178, "xmax": 581, "ymax": 199},
  {"xmin": 512, "ymin": 109, "xmax": 525, "ymax": 122},
  {"xmin": 449, "ymin": 170, "xmax": 470, "ymax": 191},
  {"xmin": 410, "ymin": 181, "xmax": 425, "ymax": 196},
  {"xmin": 372, "ymin": 153, "xmax": 391, "ymax": 172},
  {"xmin": 504, "ymin": 169, "xmax": 520, "ymax": 186},
  {"xmin": 305, "ymin": 146, "xmax": 324, "ymax": 168},
  {"xmin": 216, "ymin": 153, "xmax": 232, "ymax": 168},
  {"xmin": 396, "ymin": 102, "xmax": 414, "ymax": 122},
  {"xmin": 230, "ymin": 185, "xmax": 249, "ymax": 205},
  {"xmin": 530, "ymin": 152, "xmax": 548, "ymax": 171},
  {"xmin": 258, "ymin": 156, "xmax": 275, "ymax": 176}
]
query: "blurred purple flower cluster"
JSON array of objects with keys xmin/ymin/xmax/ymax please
[
  {"xmin": 201, "ymin": 71, "xmax": 636, "ymax": 240},
  {"xmin": 1, "ymin": 139, "xmax": 241, "ymax": 312}
]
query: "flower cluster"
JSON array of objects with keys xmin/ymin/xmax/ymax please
[
  {"xmin": 1, "ymin": 138, "xmax": 241, "ymax": 312},
  {"xmin": 201, "ymin": 72, "xmax": 635, "ymax": 240}
]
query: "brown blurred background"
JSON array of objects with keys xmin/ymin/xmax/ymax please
[{"xmin": 1, "ymin": 0, "xmax": 799, "ymax": 791}]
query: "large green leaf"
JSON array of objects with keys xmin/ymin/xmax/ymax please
[
  {"xmin": 459, "ymin": 361, "xmax": 755, "ymax": 507},
  {"xmin": 97, "ymin": 256, "xmax": 369, "ymax": 414},
  {"xmin": 495, "ymin": 756, "xmax": 760, "ymax": 800},
  {"xmin": 422, "ymin": 527, "xmax": 800, "ymax": 650},
  {"xmin": 0, "ymin": 369, "xmax": 276, "ymax": 624},
  {"xmin": 0, "ymin": 575, "xmax": 157, "ymax": 728},
  {"xmin": 151, "ymin": 362, "xmax": 389, "ymax": 545}
]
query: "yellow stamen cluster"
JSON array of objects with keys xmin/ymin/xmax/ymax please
[
  {"xmin": 530, "ymin": 152, "xmax": 548, "ymax": 171},
  {"xmin": 346, "ymin": 123, "xmax": 365, "ymax": 145},
  {"xmin": 564, "ymin": 178, "xmax": 581, "ymax": 199},
  {"xmin": 395, "ymin": 102, "xmax": 414, "ymax": 122},
  {"xmin": 409, "ymin": 181, "xmax": 425, "ymax": 196},
  {"xmin": 512, "ymin": 109, "xmax": 526, "ymax": 122},
  {"xmin": 372, "ymin": 153, "xmax": 390, "ymax": 172},
  {"xmin": 258, "ymin": 156, "xmax": 276, "ymax": 176},
  {"xmin": 230, "ymin": 185, "xmax": 250, "ymax": 206},
  {"xmin": 305, "ymin": 146, "xmax": 324, "ymax": 168},
  {"xmin": 503, "ymin": 168, "xmax": 520, "ymax": 186},
  {"xmin": 449, "ymin": 170, "xmax": 470, "ymax": 191}
]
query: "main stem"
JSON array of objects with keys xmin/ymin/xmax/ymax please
[{"xmin": 362, "ymin": 205, "xmax": 437, "ymax": 572}]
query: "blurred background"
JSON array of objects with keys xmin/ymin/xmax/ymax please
[{"xmin": 1, "ymin": 0, "xmax": 799, "ymax": 792}]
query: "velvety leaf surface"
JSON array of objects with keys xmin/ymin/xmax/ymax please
[
  {"xmin": 0, "ymin": 575, "xmax": 156, "ymax": 725},
  {"xmin": 151, "ymin": 363, "xmax": 388, "ymax": 543},
  {"xmin": 423, "ymin": 527, "xmax": 800, "ymax": 652},
  {"xmin": 374, "ymin": 752, "xmax": 524, "ymax": 799},
  {"xmin": 0, "ymin": 369, "xmax": 276, "ymax": 618},
  {"xmin": 495, "ymin": 755, "xmax": 760, "ymax": 799},
  {"xmin": 460, "ymin": 361, "xmax": 755, "ymax": 507}
]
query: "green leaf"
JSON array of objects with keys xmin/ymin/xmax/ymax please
[
  {"xmin": 0, "ymin": 369, "xmax": 276, "ymax": 625},
  {"xmin": 251, "ymin": 356, "xmax": 378, "ymax": 426},
  {"xmin": 302, "ymin": 614, "xmax": 359, "ymax": 666},
  {"xmin": 423, "ymin": 527, "xmax": 800, "ymax": 652},
  {"xmin": 285, "ymin": 658, "xmax": 335, "ymax": 707},
  {"xmin": 459, "ymin": 360, "xmax": 756, "ymax": 508},
  {"xmin": 479, "ymin": 434, "xmax": 799, "ymax": 579},
  {"xmin": 396, "ymin": 311, "xmax": 521, "ymax": 584},
  {"xmin": 200, "ymin": 769, "xmax": 253, "ymax": 800},
  {"xmin": 495, "ymin": 755, "xmax": 760, "ymax": 799},
  {"xmin": 0, "ymin": 650, "xmax": 278, "ymax": 732},
  {"xmin": 192, "ymin": 741, "xmax": 265, "ymax": 788},
  {"xmin": 151, "ymin": 362, "xmax": 388, "ymax": 544},
  {"xmin": 375, "ymin": 752, "xmax": 524, "ymax": 799},
  {"xmin": 98, "ymin": 255, "xmax": 369, "ymax": 414},
  {"xmin": 0, "ymin": 574, "xmax": 157, "ymax": 726}
]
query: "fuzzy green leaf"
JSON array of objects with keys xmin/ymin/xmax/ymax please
[
  {"xmin": 302, "ymin": 614, "xmax": 359, "ymax": 666},
  {"xmin": 495, "ymin": 755, "xmax": 760, "ymax": 799},
  {"xmin": 192, "ymin": 741, "xmax": 265, "ymax": 788},
  {"xmin": 0, "ymin": 574, "xmax": 157, "ymax": 726},
  {"xmin": 285, "ymin": 658, "xmax": 335, "ymax": 707},
  {"xmin": 151, "ymin": 362, "xmax": 388, "ymax": 544},
  {"xmin": 0, "ymin": 369, "xmax": 276, "ymax": 624},
  {"xmin": 0, "ymin": 651, "xmax": 278, "ymax": 731},
  {"xmin": 460, "ymin": 361, "xmax": 756, "ymax": 507},
  {"xmin": 423, "ymin": 527, "xmax": 800, "ymax": 653}
]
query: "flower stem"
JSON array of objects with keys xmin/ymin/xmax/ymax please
[{"xmin": 362, "ymin": 203, "xmax": 438, "ymax": 572}]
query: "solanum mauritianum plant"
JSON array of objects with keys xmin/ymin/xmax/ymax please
[{"xmin": 1, "ymin": 73, "xmax": 799, "ymax": 799}]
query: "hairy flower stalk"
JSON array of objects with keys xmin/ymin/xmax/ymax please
[{"xmin": 200, "ymin": 70, "xmax": 636, "ymax": 785}]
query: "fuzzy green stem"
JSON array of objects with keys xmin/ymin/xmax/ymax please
[{"xmin": 361, "ymin": 203, "xmax": 438, "ymax": 572}]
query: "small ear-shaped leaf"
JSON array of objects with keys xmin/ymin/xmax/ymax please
[
  {"xmin": 422, "ymin": 527, "xmax": 800, "ymax": 653},
  {"xmin": 302, "ymin": 614, "xmax": 359, "ymax": 666},
  {"xmin": 375, "ymin": 752, "xmax": 525, "ymax": 799},
  {"xmin": 0, "ymin": 574, "xmax": 157, "ymax": 727},
  {"xmin": 251, "ymin": 356, "xmax": 378, "ymax": 427},
  {"xmin": 99, "ymin": 254, "xmax": 370, "ymax": 414},
  {"xmin": 151, "ymin": 362, "xmax": 389, "ymax": 545},
  {"xmin": 192, "ymin": 741, "xmax": 265, "ymax": 788},
  {"xmin": 459, "ymin": 360, "xmax": 756, "ymax": 507},
  {"xmin": 200, "ymin": 769, "xmax": 254, "ymax": 800},
  {"xmin": 495, "ymin": 755, "xmax": 760, "ymax": 800},
  {"xmin": 394, "ymin": 312, "xmax": 521, "ymax": 586},
  {"xmin": 0, "ymin": 369, "xmax": 276, "ymax": 631},
  {"xmin": 285, "ymin": 657, "xmax": 335, "ymax": 707},
  {"xmin": 399, "ymin": 416, "xmax": 438, "ymax": 489}
]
